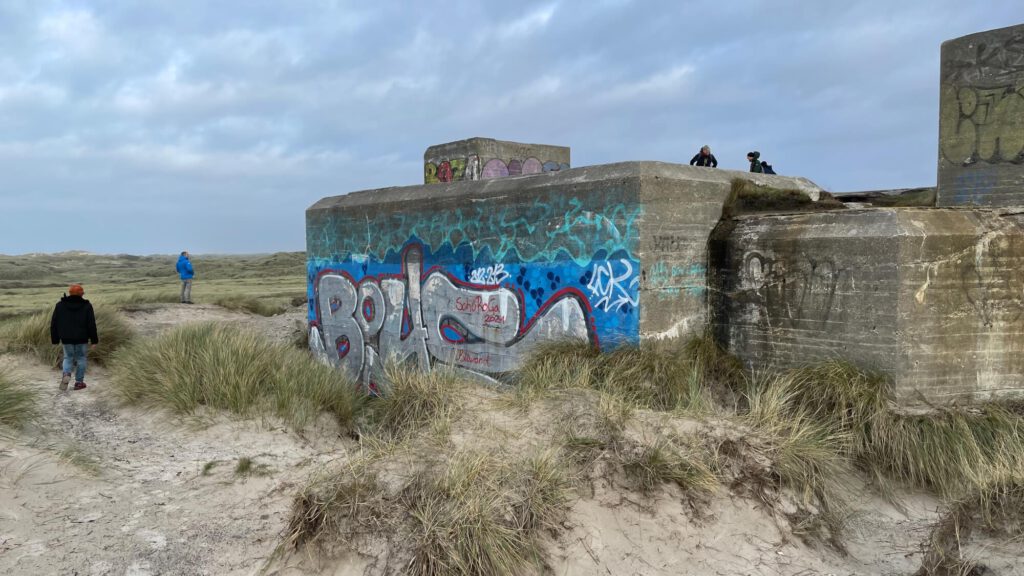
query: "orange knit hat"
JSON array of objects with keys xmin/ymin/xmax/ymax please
[{"xmin": 68, "ymin": 284, "xmax": 84, "ymax": 296}]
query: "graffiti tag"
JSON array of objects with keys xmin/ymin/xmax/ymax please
[
  {"xmin": 587, "ymin": 259, "xmax": 639, "ymax": 313},
  {"xmin": 310, "ymin": 245, "xmax": 595, "ymax": 388}
]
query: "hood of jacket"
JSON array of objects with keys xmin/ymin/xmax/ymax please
[
  {"xmin": 177, "ymin": 254, "xmax": 190, "ymax": 266},
  {"xmin": 60, "ymin": 294, "xmax": 89, "ymax": 310}
]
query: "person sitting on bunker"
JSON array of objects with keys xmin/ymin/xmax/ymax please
[{"xmin": 690, "ymin": 145, "xmax": 718, "ymax": 168}]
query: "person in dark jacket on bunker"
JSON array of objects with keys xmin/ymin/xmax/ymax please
[
  {"xmin": 690, "ymin": 145, "xmax": 718, "ymax": 167},
  {"xmin": 50, "ymin": 284, "xmax": 99, "ymax": 391}
]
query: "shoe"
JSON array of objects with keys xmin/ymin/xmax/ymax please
[
  {"xmin": 185, "ymin": 301, "xmax": 194, "ymax": 304},
  {"xmin": 73, "ymin": 381, "xmax": 87, "ymax": 390},
  {"xmin": 59, "ymin": 372, "xmax": 71, "ymax": 392}
]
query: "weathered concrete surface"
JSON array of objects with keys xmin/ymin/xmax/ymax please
[
  {"xmin": 937, "ymin": 24, "xmax": 1024, "ymax": 207},
  {"xmin": 711, "ymin": 208, "xmax": 1024, "ymax": 408},
  {"xmin": 423, "ymin": 137, "xmax": 570, "ymax": 183},
  {"xmin": 306, "ymin": 161, "xmax": 823, "ymax": 386}
]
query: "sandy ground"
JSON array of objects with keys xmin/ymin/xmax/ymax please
[
  {"xmin": 2, "ymin": 304, "xmax": 1021, "ymax": 575},
  {"xmin": 1, "ymin": 306, "xmax": 341, "ymax": 575}
]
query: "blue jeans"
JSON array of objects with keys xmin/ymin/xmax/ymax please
[{"xmin": 62, "ymin": 343, "xmax": 88, "ymax": 382}]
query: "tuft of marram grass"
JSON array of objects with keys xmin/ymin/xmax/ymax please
[
  {"xmin": 365, "ymin": 363, "xmax": 465, "ymax": 440},
  {"xmin": 213, "ymin": 295, "xmax": 293, "ymax": 317},
  {"xmin": 2, "ymin": 305, "xmax": 132, "ymax": 367},
  {"xmin": 516, "ymin": 335, "xmax": 743, "ymax": 412},
  {"xmin": 785, "ymin": 361, "xmax": 1024, "ymax": 499},
  {"xmin": 406, "ymin": 449, "xmax": 571, "ymax": 576},
  {"xmin": 0, "ymin": 367, "xmax": 37, "ymax": 430},
  {"xmin": 109, "ymin": 291, "xmax": 181, "ymax": 306},
  {"xmin": 917, "ymin": 477, "xmax": 1024, "ymax": 576},
  {"xmin": 286, "ymin": 448, "xmax": 571, "ymax": 576},
  {"xmin": 107, "ymin": 322, "xmax": 362, "ymax": 431},
  {"xmin": 619, "ymin": 437, "xmax": 717, "ymax": 495}
]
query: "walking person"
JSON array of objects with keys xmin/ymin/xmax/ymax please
[
  {"xmin": 176, "ymin": 251, "xmax": 194, "ymax": 304},
  {"xmin": 49, "ymin": 284, "xmax": 99, "ymax": 391},
  {"xmin": 690, "ymin": 145, "xmax": 718, "ymax": 168}
]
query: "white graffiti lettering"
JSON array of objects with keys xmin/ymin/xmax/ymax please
[
  {"xmin": 587, "ymin": 259, "xmax": 640, "ymax": 312},
  {"xmin": 468, "ymin": 263, "xmax": 510, "ymax": 285}
]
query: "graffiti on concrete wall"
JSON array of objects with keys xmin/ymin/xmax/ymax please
[
  {"xmin": 940, "ymin": 84, "xmax": 1024, "ymax": 166},
  {"xmin": 306, "ymin": 192, "xmax": 642, "ymax": 267},
  {"xmin": 308, "ymin": 245, "xmax": 607, "ymax": 388},
  {"xmin": 307, "ymin": 191, "xmax": 642, "ymax": 388},
  {"xmin": 943, "ymin": 31, "xmax": 1024, "ymax": 85},
  {"xmin": 735, "ymin": 251, "xmax": 847, "ymax": 331},
  {"xmin": 309, "ymin": 243, "xmax": 639, "ymax": 388},
  {"xmin": 424, "ymin": 155, "xmax": 569, "ymax": 183}
]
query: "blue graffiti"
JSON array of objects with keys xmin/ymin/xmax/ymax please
[{"xmin": 306, "ymin": 190, "xmax": 643, "ymax": 267}]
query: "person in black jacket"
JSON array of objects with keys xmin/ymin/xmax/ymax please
[
  {"xmin": 690, "ymin": 145, "xmax": 718, "ymax": 168},
  {"xmin": 50, "ymin": 284, "xmax": 99, "ymax": 391}
]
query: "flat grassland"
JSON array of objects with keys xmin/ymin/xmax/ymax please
[{"xmin": 0, "ymin": 251, "xmax": 307, "ymax": 320}]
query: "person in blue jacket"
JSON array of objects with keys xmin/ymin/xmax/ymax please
[{"xmin": 176, "ymin": 251, "xmax": 195, "ymax": 304}]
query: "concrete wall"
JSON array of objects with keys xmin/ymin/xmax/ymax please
[
  {"xmin": 306, "ymin": 161, "xmax": 823, "ymax": 389},
  {"xmin": 423, "ymin": 137, "xmax": 570, "ymax": 183},
  {"xmin": 711, "ymin": 208, "xmax": 1024, "ymax": 408},
  {"xmin": 937, "ymin": 24, "xmax": 1024, "ymax": 207}
]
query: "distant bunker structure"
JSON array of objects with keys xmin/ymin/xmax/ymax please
[
  {"xmin": 938, "ymin": 23, "xmax": 1024, "ymax": 207},
  {"xmin": 308, "ymin": 24, "xmax": 1024, "ymax": 410}
]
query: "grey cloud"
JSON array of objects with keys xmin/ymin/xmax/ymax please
[{"xmin": 0, "ymin": 0, "xmax": 1022, "ymax": 253}]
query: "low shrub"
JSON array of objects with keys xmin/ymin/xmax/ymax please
[{"xmin": 108, "ymin": 322, "xmax": 362, "ymax": 431}]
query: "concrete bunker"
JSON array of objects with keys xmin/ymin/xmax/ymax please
[{"xmin": 307, "ymin": 24, "xmax": 1024, "ymax": 409}]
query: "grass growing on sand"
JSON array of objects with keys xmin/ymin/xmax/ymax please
[
  {"xmin": 287, "ymin": 448, "xmax": 571, "ymax": 576},
  {"xmin": 1, "ymin": 306, "xmax": 133, "ymax": 367},
  {"xmin": 619, "ymin": 436, "xmax": 717, "ymax": 495},
  {"xmin": 278, "ymin": 339, "xmax": 1024, "ymax": 573},
  {"xmin": 515, "ymin": 335, "xmax": 743, "ymax": 411},
  {"xmin": 212, "ymin": 294, "xmax": 297, "ymax": 317},
  {"xmin": 107, "ymin": 322, "xmax": 362, "ymax": 431},
  {"xmin": 782, "ymin": 361, "xmax": 1024, "ymax": 499},
  {"xmin": 0, "ymin": 251, "xmax": 306, "ymax": 320},
  {"xmin": 0, "ymin": 367, "xmax": 36, "ymax": 430},
  {"xmin": 364, "ymin": 363, "xmax": 466, "ymax": 440}
]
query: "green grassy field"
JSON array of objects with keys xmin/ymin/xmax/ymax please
[{"xmin": 0, "ymin": 252, "xmax": 307, "ymax": 321}]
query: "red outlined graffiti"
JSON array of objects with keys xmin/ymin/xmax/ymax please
[{"xmin": 310, "ymin": 244, "xmax": 595, "ymax": 387}]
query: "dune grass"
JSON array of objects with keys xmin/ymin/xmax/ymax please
[
  {"xmin": 0, "ymin": 251, "xmax": 306, "ymax": 319},
  {"xmin": 213, "ymin": 294, "xmax": 300, "ymax": 317},
  {"xmin": 363, "ymin": 363, "xmax": 466, "ymax": 440},
  {"xmin": 0, "ymin": 367, "xmax": 36, "ymax": 430},
  {"xmin": 1, "ymin": 306, "xmax": 133, "ymax": 367},
  {"xmin": 782, "ymin": 361, "xmax": 1024, "ymax": 499},
  {"xmin": 107, "ymin": 322, "xmax": 362, "ymax": 431},
  {"xmin": 287, "ymin": 448, "xmax": 571, "ymax": 576},
  {"xmin": 515, "ymin": 335, "xmax": 742, "ymax": 412},
  {"xmin": 274, "ymin": 338, "xmax": 1024, "ymax": 570},
  {"xmin": 619, "ymin": 436, "xmax": 717, "ymax": 495}
]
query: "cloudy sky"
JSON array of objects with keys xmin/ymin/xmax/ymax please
[{"xmin": 0, "ymin": 1, "xmax": 1021, "ymax": 254}]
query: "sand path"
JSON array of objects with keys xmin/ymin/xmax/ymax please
[{"xmin": 0, "ymin": 306, "xmax": 345, "ymax": 576}]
